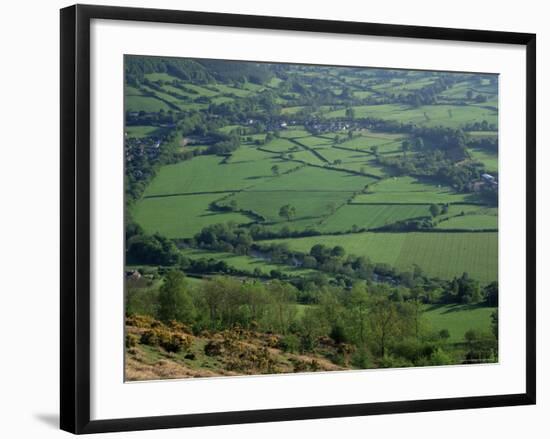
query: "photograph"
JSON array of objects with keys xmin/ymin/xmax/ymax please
[{"xmin": 124, "ymin": 55, "xmax": 499, "ymax": 381}]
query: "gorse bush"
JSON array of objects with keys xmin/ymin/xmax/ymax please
[{"xmin": 139, "ymin": 326, "xmax": 192, "ymax": 354}]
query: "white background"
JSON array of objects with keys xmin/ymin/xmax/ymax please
[
  {"xmin": 91, "ymin": 19, "xmax": 526, "ymax": 420},
  {"xmin": 0, "ymin": 0, "xmax": 547, "ymax": 437}
]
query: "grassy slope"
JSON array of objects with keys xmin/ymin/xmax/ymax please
[{"xmin": 423, "ymin": 304, "xmax": 496, "ymax": 342}]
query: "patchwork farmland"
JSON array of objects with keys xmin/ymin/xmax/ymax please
[{"xmin": 124, "ymin": 57, "xmax": 499, "ymax": 378}]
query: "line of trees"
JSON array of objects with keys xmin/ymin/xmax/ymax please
[{"xmin": 127, "ymin": 221, "xmax": 497, "ymax": 308}]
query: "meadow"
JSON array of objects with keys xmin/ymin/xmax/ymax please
[
  {"xmin": 179, "ymin": 248, "xmax": 315, "ymax": 277},
  {"xmin": 423, "ymin": 304, "xmax": 496, "ymax": 343},
  {"xmin": 265, "ymin": 232, "xmax": 498, "ymax": 283},
  {"xmin": 319, "ymin": 204, "xmax": 431, "ymax": 232},
  {"xmin": 324, "ymin": 103, "xmax": 498, "ymax": 129},
  {"xmin": 132, "ymin": 193, "xmax": 251, "ymax": 239}
]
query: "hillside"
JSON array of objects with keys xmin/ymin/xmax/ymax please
[{"xmin": 126, "ymin": 314, "xmax": 346, "ymax": 381}]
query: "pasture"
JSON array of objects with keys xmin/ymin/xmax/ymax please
[
  {"xmin": 469, "ymin": 147, "xmax": 498, "ymax": 174},
  {"xmin": 266, "ymin": 232, "xmax": 498, "ymax": 283},
  {"xmin": 319, "ymin": 204, "xmax": 431, "ymax": 232},
  {"xmin": 325, "ymin": 103, "xmax": 498, "ymax": 129},
  {"xmin": 126, "ymin": 125, "xmax": 167, "ymax": 138},
  {"xmin": 127, "ymin": 61, "xmax": 498, "ymax": 286},
  {"xmin": 179, "ymin": 248, "xmax": 315, "ymax": 277},
  {"xmin": 125, "ymin": 94, "xmax": 171, "ymax": 112},
  {"xmin": 132, "ymin": 193, "xmax": 251, "ymax": 239},
  {"xmin": 249, "ymin": 165, "xmax": 375, "ymax": 192},
  {"xmin": 436, "ymin": 214, "xmax": 498, "ymax": 230},
  {"xmin": 220, "ymin": 190, "xmax": 351, "ymax": 225},
  {"xmin": 144, "ymin": 154, "xmax": 294, "ymax": 196},
  {"xmin": 423, "ymin": 304, "xmax": 496, "ymax": 343},
  {"xmin": 354, "ymin": 176, "xmax": 476, "ymax": 204}
]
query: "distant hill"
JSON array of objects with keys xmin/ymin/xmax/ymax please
[{"xmin": 125, "ymin": 55, "xmax": 274, "ymax": 86}]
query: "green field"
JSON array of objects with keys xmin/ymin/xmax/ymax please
[
  {"xmin": 125, "ymin": 125, "xmax": 168, "ymax": 138},
  {"xmin": 423, "ymin": 304, "xmax": 496, "ymax": 342},
  {"xmin": 289, "ymin": 150, "xmax": 327, "ymax": 166},
  {"xmin": 144, "ymin": 72, "xmax": 178, "ymax": 82},
  {"xmin": 180, "ymin": 248, "xmax": 315, "ymax": 277},
  {"xmin": 436, "ymin": 214, "xmax": 498, "ymax": 230},
  {"xmin": 125, "ymin": 58, "xmax": 501, "ymax": 376},
  {"xmin": 266, "ymin": 232, "xmax": 498, "ymax": 283},
  {"xmin": 295, "ymin": 136, "xmax": 335, "ymax": 148},
  {"xmin": 325, "ymin": 103, "xmax": 498, "ymax": 129},
  {"xmin": 278, "ymin": 128, "xmax": 311, "ymax": 138},
  {"xmin": 133, "ymin": 194, "xmax": 251, "ymax": 239},
  {"xmin": 220, "ymin": 190, "xmax": 351, "ymax": 225},
  {"xmin": 319, "ymin": 204, "xmax": 430, "ymax": 232},
  {"xmin": 469, "ymin": 147, "xmax": 498, "ymax": 173},
  {"xmin": 125, "ymin": 94, "xmax": 172, "ymax": 112},
  {"xmin": 262, "ymin": 138, "xmax": 298, "ymax": 153},
  {"xmin": 144, "ymin": 155, "xmax": 294, "ymax": 196},
  {"xmin": 250, "ymin": 165, "xmax": 375, "ymax": 192},
  {"xmin": 354, "ymin": 176, "xmax": 477, "ymax": 204},
  {"xmin": 128, "ymin": 60, "xmax": 498, "ymax": 286}
]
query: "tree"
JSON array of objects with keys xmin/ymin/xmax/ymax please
[
  {"xmin": 279, "ymin": 204, "xmax": 296, "ymax": 222},
  {"xmin": 331, "ymin": 245, "xmax": 345, "ymax": 257},
  {"xmin": 485, "ymin": 281, "xmax": 498, "ymax": 306},
  {"xmin": 439, "ymin": 329, "xmax": 451, "ymax": 340},
  {"xmin": 271, "ymin": 164, "xmax": 280, "ymax": 176},
  {"xmin": 367, "ymin": 296, "xmax": 400, "ymax": 357},
  {"xmin": 456, "ymin": 272, "xmax": 482, "ymax": 304},
  {"xmin": 401, "ymin": 140, "xmax": 410, "ymax": 158},
  {"xmin": 409, "ymin": 287, "xmax": 426, "ymax": 339},
  {"xmin": 266, "ymin": 280, "xmax": 297, "ymax": 334},
  {"xmin": 310, "ymin": 244, "xmax": 330, "ymax": 262},
  {"xmin": 370, "ymin": 145, "xmax": 379, "ymax": 156},
  {"xmin": 346, "ymin": 283, "xmax": 370, "ymax": 347},
  {"xmin": 158, "ymin": 270, "xmax": 195, "ymax": 324},
  {"xmin": 229, "ymin": 199, "xmax": 238, "ymax": 211},
  {"xmin": 299, "ymin": 306, "xmax": 330, "ymax": 351},
  {"xmin": 429, "ymin": 203, "xmax": 441, "ymax": 217},
  {"xmin": 491, "ymin": 310, "xmax": 498, "ymax": 339}
]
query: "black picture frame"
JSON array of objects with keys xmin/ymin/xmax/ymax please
[{"xmin": 60, "ymin": 4, "xmax": 536, "ymax": 434}]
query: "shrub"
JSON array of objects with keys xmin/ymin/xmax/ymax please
[
  {"xmin": 279, "ymin": 334, "xmax": 300, "ymax": 353},
  {"xmin": 351, "ymin": 347, "xmax": 372, "ymax": 369},
  {"xmin": 428, "ymin": 348, "xmax": 453, "ymax": 366},
  {"xmin": 126, "ymin": 314, "xmax": 156, "ymax": 329},
  {"xmin": 125, "ymin": 333, "xmax": 140, "ymax": 348},
  {"xmin": 204, "ymin": 340, "xmax": 223, "ymax": 356},
  {"xmin": 140, "ymin": 328, "xmax": 191, "ymax": 353},
  {"xmin": 140, "ymin": 329, "xmax": 160, "ymax": 346},
  {"xmin": 162, "ymin": 333, "xmax": 191, "ymax": 353}
]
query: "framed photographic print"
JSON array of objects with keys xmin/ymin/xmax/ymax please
[{"xmin": 60, "ymin": 4, "xmax": 536, "ymax": 434}]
